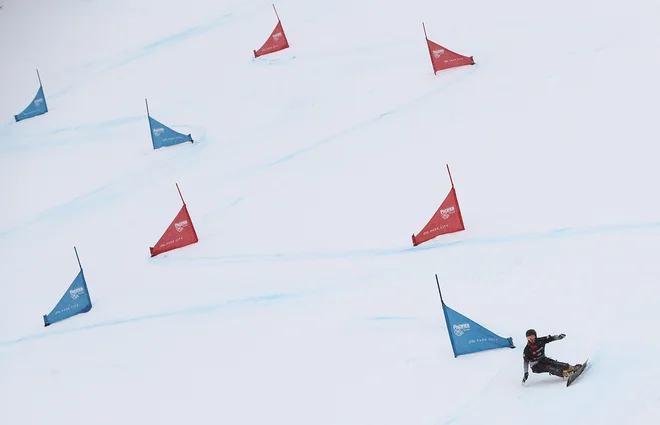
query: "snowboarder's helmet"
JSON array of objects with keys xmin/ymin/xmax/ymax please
[{"xmin": 526, "ymin": 329, "xmax": 537, "ymax": 337}]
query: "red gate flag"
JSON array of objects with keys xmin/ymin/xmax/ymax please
[
  {"xmin": 150, "ymin": 184, "xmax": 199, "ymax": 257},
  {"xmin": 254, "ymin": 4, "xmax": 290, "ymax": 58},
  {"xmin": 412, "ymin": 165, "xmax": 465, "ymax": 246},
  {"xmin": 423, "ymin": 22, "xmax": 474, "ymax": 74}
]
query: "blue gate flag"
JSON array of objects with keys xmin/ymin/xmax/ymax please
[
  {"xmin": 43, "ymin": 270, "xmax": 92, "ymax": 326},
  {"xmin": 43, "ymin": 248, "xmax": 92, "ymax": 327},
  {"xmin": 15, "ymin": 84, "xmax": 48, "ymax": 122},
  {"xmin": 435, "ymin": 274, "xmax": 514, "ymax": 357},
  {"xmin": 148, "ymin": 115, "xmax": 193, "ymax": 149},
  {"xmin": 442, "ymin": 304, "xmax": 515, "ymax": 357}
]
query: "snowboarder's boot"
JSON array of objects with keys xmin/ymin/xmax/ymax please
[{"xmin": 563, "ymin": 364, "xmax": 583, "ymax": 377}]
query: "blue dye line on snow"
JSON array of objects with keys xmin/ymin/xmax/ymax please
[
  {"xmin": 0, "ymin": 290, "xmax": 307, "ymax": 348},
  {"xmin": 161, "ymin": 220, "xmax": 660, "ymax": 266},
  {"xmin": 229, "ymin": 65, "xmax": 478, "ymax": 179},
  {"xmin": 198, "ymin": 196, "xmax": 246, "ymax": 222},
  {"xmin": 49, "ymin": 8, "xmax": 242, "ymax": 99},
  {"xmin": 0, "ymin": 124, "xmax": 210, "ymax": 238},
  {"xmin": 0, "ymin": 116, "xmax": 144, "ymax": 154},
  {"xmin": 2, "ymin": 65, "xmax": 471, "ymax": 236},
  {"xmin": 101, "ymin": 15, "xmax": 233, "ymax": 72}
]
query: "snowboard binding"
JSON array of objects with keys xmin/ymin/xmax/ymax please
[{"xmin": 566, "ymin": 359, "xmax": 589, "ymax": 387}]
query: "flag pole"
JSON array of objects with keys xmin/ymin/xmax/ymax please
[
  {"xmin": 146, "ymin": 98, "xmax": 156, "ymax": 148},
  {"xmin": 74, "ymin": 246, "xmax": 83, "ymax": 271},
  {"xmin": 435, "ymin": 274, "xmax": 445, "ymax": 305},
  {"xmin": 436, "ymin": 274, "xmax": 458, "ymax": 357},
  {"xmin": 74, "ymin": 246, "xmax": 92, "ymax": 304},
  {"xmin": 446, "ymin": 164, "xmax": 465, "ymax": 229},
  {"xmin": 36, "ymin": 69, "xmax": 43, "ymax": 86},
  {"xmin": 422, "ymin": 22, "xmax": 437, "ymax": 74},
  {"xmin": 273, "ymin": 4, "xmax": 281, "ymax": 21},
  {"xmin": 446, "ymin": 164, "xmax": 455, "ymax": 187},
  {"xmin": 176, "ymin": 183, "xmax": 186, "ymax": 205}
]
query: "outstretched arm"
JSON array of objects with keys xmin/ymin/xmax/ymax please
[{"xmin": 539, "ymin": 334, "xmax": 566, "ymax": 344}]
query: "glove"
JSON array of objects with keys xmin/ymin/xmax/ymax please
[
  {"xmin": 522, "ymin": 372, "xmax": 529, "ymax": 384},
  {"xmin": 557, "ymin": 334, "xmax": 566, "ymax": 340}
]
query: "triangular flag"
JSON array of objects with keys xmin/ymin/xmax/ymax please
[
  {"xmin": 442, "ymin": 304, "xmax": 515, "ymax": 357},
  {"xmin": 423, "ymin": 23, "xmax": 474, "ymax": 74},
  {"xmin": 150, "ymin": 185, "xmax": 199, "ymax": 257},
  {"xmin": 43, "ymin": 248, "xmax": 92, "ymax": 327},
  {"xmin": 148, "ymin": 116, "xmax": 193, "ymax": 149},
  {"xmin": 412, "ymin": 165, "xmax": 465, "ymax": 246},
  {"xmin": 254, "ymin": 5, "xmax": 289, "ymax": 58},
  {"xmin": 435, "ymin": 275, "xmax": 514, "ymax": 357},
  {"xmin": 146, "ymin": 99, "xmax": 193, "ymax": 149},
  {"xmin": 15, "ymin": 71, "xmax": 48, "ymax": 122}
]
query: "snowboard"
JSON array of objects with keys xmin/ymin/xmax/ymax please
[{"xmin": 566, "ymin": 358, "xmax": 589, "ymax": 387}]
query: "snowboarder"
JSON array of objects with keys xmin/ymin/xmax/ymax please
[{"xmin": 522, "ymin": 329, "xmax": 582, "ymax": 384}]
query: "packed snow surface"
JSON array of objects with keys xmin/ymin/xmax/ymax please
[{"xmin": 1, "ymin": 0, "xmax": 660, "ymax": 424}]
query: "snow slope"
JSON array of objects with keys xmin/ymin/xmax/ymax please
[{"xmin": 1, "ymin": 0, "xmax": 660, "ymax": 423}]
